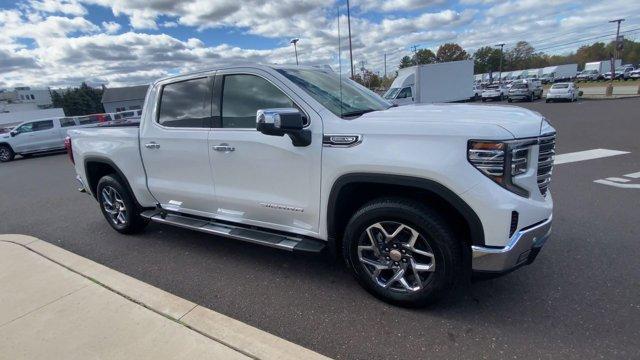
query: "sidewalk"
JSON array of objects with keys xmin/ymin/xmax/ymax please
[{"xmin": 0, "ymin": 234, "xmax": 330, "ymax": 360}]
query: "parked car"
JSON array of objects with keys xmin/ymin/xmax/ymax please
[
  {"xmin": 113, "ymin": 109, "xmax": 142, "ymax": 121},
  {"xmin": 481, "ymin": 84, "xmax": 507, "ymax": 101},
  {"xmin": 575, "ymin": 69, "xmax": 600, "ymax": 82},
  {"xmin": 629, "ymin": 68, "xmax": 640, "ymax": 79},
  {"xmin": 472, "ymin": 85, "xmax": 482, "ymax": 100},
  {"xmin": 545, "ymin": 82, "xmax": 579, "ymax": 102},
  {"xmin": 507, "ymin": 80, "xmax": 543, "ymax": 102},
  {"xmin": 67, "ymin": 64, "xmax": 555, "ymax": 307},
  {"xmin": 0, "ymin": 116, "xmax": 94, "ymax": 162},
  {"xmin": 603, "ymin": 65, "xmax": 635, "ymax": 80}
]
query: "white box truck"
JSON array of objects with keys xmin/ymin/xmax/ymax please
[
  {"xmin": 540, "ymin": 64, "xmax": 577, "ymax": 84},
  {"xmin": 383, "ymin": 60, "xmax": 474, "ymax": 105}
]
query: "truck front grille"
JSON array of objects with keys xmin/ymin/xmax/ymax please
[{"xmin": 537, "ymin": 134, "xmax": 556, "ymax": 195}]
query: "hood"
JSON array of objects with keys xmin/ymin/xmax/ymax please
[{"xmin": 355, "ymin": 103, "xmax": 545, "ymax": 138}]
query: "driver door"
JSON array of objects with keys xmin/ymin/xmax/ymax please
[
  {"xmin": 207, "ymin": 69, "xmax": 323, "ymax": 236},
  {"xmin": 12, "ymin": 122, "xmax": 37, "ymax": 153},
  {"xmin": 395, "ymin": 86, "xmax": 414, "ymax": 105}
]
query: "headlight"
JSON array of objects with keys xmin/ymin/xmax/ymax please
[{"xmin": 468, "ymin": 139, "xmax": 533, "ymax": 197}]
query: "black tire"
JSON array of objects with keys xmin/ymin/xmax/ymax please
[
  {"xmin": 507, "ymin": 98, "xmax": 512, "ymax": 103},
  {"xmin": 342, "ymin": 198, "xmax": 463, "ymax": 307},
  {"xmin": 0, "ymin": 145, "xmax": 15, "ymax": 162},
  {"xmin": 545, "ymin": 99, "xmax": 550, "ymax": 103},
  {"xmin": 96, "ymin": 174, "xmax": 148, "ymax": 234}
]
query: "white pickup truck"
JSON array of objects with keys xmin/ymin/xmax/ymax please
[{"xmin": 67, "ymin": 65, "xmax": 555, "ymax": 306}]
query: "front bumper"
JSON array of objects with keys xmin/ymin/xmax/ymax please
[
  {"xmin": 509, "ymin": 93, "xmax": 530, "ymax": 99},
  {"xmin": 471, "ymin": 216, "xmax": 552, "ymax": 273}
]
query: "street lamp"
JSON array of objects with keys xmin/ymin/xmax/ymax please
[
  {"xmin": 290, "ymin": 38, "xmax": 300, "ymax": 66},
  {"xmin": 495, "ymin": 43, "xmax": 505, "ymax": 84}
]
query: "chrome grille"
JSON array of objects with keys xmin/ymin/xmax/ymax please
[{"xmin": 537, "ymin": 134, "xmax": 556, "ymax": 195}]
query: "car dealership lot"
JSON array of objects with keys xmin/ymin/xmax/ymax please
[{"xmin": 1, "ymin": 98, "xmax": 639, "ymax": 359}]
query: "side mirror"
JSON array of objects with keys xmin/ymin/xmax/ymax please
[
  {"xmin": 256, "ymin": 108, "xmax": 311, "ymax": 147},
  {"xmin": 10, "ymin": 130, "xmax": 17, "ymax": 137}
]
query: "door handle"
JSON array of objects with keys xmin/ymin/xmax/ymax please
[
  {"xmin": 212, "ymin": 144, "xmax": 235, "ymax": 152},
  {"xmin": 144, "ymin": 142, "xmax": 160, "ymax": 149}
]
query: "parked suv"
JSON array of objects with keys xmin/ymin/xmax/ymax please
[
  {"xmin": 0, "ymin": 116, "xmax": 94, "ymax": 162},
  {"xmin": 481, "ymin": 84, "xmax": 507, "ymax": 101},
  {"xmin": 507, "ymin": 81, "xmax": 543, "ymax": 102},
  {"xmin": 67, "ymin": 65, "xmax": 555, "ymax": 307},
  {"xmin": 604, "ymin": 65, "xmax": 635, "ymax": 80},
  {"xmin": 575, "ymin": 69, "xmax": 600, "ymax": 82}
]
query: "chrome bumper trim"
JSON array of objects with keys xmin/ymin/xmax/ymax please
[{"xmin": 471, "ymin": 216, "xmax": 552, "ymax": 272}]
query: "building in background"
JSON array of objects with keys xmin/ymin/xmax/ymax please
[
  {"xmin": 101, "ymin": 85, "xmax": 149, "ymax": 113},
  {"xmin": 0, "ymin": 87, "xmax": 62, "ymax": 127}
]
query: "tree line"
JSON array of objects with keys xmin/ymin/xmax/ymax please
[
  {"xmin": 397, "ymin": 39, "xmax": 640, "ymax": 74},
  {"xmin": 51, "ymin": 83, "xmax": 105, "ymax": 116}
]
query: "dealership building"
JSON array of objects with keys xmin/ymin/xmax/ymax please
[{"xmin": 101, "ymin": 85, "xmax": 149, "ymax": 113}]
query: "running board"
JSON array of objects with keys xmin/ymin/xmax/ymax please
[{"xmin": 141, "ymin": 210, "xmax": 325, "ymax": 254}]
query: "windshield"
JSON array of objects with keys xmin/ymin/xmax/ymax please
[
  {"xmin": 551, "ymin": 84, "xmax": 569, "ymax": 89},
  {"xmin": 277, "ymin": 68, "xmax": 391, "ymax": 117},
  {"xmin": 485, "ymin": 85, "xmax": 499, "ymax": 90},
  {"xmin": 615, "ymin": 67, "xmax": 627, "ymax": 72},
  {"xmin": 383, "ymin": 88, "xmax": 400, "ymax": 100}
]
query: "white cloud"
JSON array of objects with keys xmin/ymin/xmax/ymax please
[
  {"xmin": 29, "ymin": 0, "xmax": 86, "ymax": 16},
  {"xmin": 0, "ymin": 0, "xmax": 639, "ymax": 88},
  {"xmin": 101, "ymin": 21, "xmax": 121, "ymax": 34}
]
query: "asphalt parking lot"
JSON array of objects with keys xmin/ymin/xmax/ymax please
[{"xmin": 1, "ymin": 97, "xmax": 639, "ymax": 359}]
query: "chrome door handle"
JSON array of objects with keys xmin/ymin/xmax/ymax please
[
  {"xmin": 212, "ymin": 144, "xmax": 235, "ymax": 152},
  {"xmin": 144, "ymin": 142, "xmax": 160, "ymax": 149}
]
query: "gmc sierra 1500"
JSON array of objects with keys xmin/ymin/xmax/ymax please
[{"xmin": 67, "ymin": 64, "xmax": 555, "ymax": 306}]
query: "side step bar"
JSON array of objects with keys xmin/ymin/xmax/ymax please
[{"xmin": 140, "ymin": 210, "xmax": 326, "ymax": 254}]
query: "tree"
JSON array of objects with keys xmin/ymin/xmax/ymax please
[
  {"xmin": 399, "ymin": 56, "xmax": 413, "ymax": 69},
  {"xmin": 506, "ymin": 41, "xmax": 535, "ymax": 70},
  {"xmin": 473, "ymin": 46, "xmax": 502, "ymax": 74},
  {"xmin": 415, "ymin": 48, "xmax": 437, "ymax": 64},
  {"xmin": 436, "ymin": 43, "xmax": 469, "ymax": 62},
  {"xmin": 51, "ymin": 82, "xmax": 105, "ymax": 116}
]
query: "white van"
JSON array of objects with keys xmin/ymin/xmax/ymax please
[{"xmin": 0, "ymin": 116, "xmax": 95, "ymax": 162}]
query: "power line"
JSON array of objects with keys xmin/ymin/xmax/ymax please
[{"xmin": 534, "ymin": 27, "xmax": 640, "ymax": 52}]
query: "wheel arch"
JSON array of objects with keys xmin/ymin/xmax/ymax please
[
  {"xmin": 326, "ymin": 173, "xmax": 485, "ymax": 257},
  {"xmin": 84, "ymin": 156, "xmax": 141, "ymax": 208},
  {"xmin": 0, "ymin": 142, "xmax": 14, "ymax": 152}
]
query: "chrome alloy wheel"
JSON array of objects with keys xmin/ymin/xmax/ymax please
[
  {"xmin": 101, "ymin": 186, "xmax": 127, "ymax": 226},
  {"xmin": 0, "ymin": 147, "xmax": 10, "ymax": 161},
  {"xmin": 358, "ymin": 221, "xmax": 436, "ymax": 293}
]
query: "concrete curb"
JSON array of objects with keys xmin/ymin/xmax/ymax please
[{"xmin": 0, "ymin": 234, "xmax": 331, "ymax": 360}]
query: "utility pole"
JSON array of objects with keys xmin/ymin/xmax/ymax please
[
  {"xmin": 346, "ymin": 0, "xmax": 354, "ymax": 79},
  {"xmin": 411, "ymin": 45, "xmax": 419, "ymax": 65},
  {"xmin": 384, "ymin": 52, "xmax": 387, "ymax": 78},
  {"xmin": 495, "ymin": 43, "xmax": 505, "ymax": 84},
  {"xmin": 290, "ymin": 38, "xmax": 299, "ymax": 66},
  {"xmin": 609, "ymin": 19, "xmax": 625, "ymax": 82}
]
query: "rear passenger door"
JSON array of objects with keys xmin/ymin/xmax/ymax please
[{"xmin": 140, "ymin": 75, "xmax": 217, "ymax": 216}]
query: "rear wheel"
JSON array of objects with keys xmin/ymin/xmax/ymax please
[
  {"xmin": 97, "ymin": 175, "xmax": 148, "ymax": 234},
  {"xmin": 0, "ymin": 145, "xmax": 14, "ymax": 162},
  {"xmin": 342, "ymin": 198, "xmax": 463, "ymax": 307}
]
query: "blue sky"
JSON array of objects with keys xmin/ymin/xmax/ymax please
[{"xmin": 0, "ymin": 0, "xmax": 637, "ymax": 87}]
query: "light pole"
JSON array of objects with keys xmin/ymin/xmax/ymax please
[
  {"xmin": 290, "ymin": 38, "xmax": 299, "ymax": 66},
  {"xmin": 495, "ymin": 43, "xmax": 505, "ymax": 84}
]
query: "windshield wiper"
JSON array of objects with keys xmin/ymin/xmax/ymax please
[{"xmin": 341, "ymin": 109, "xmax": 377, "ymax": 117}]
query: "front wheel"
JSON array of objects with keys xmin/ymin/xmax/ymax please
[
  {"xmin": 97, "ymin": 175, "xmax": 148, "ymax": 234},
  {"xmin": 342, "ymin": 198, "xmax": 463, "ymax": 307}
]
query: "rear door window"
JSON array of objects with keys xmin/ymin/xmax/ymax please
[
  {"xmin": 33, "ymin": 120, "xmax": 54, "ymax": 131},
  {"xmin": 59, "ymin": 117, "xmax": 77, "ymax": 127},
  {"xmin": 158, "ymin": 77, "xmax": 212, "ymax": 128}
]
